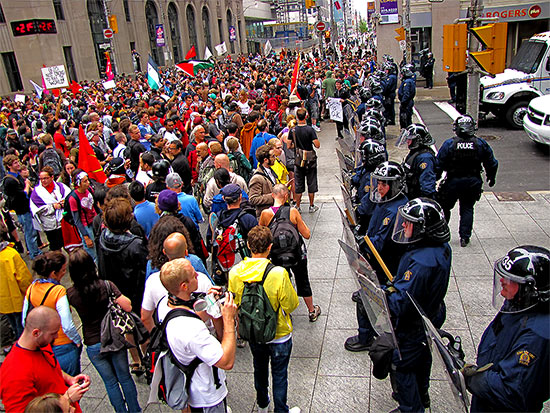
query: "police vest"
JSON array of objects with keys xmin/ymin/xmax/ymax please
[
  {"xmin": 403, "ymin": 147, "xmax": 434, "ymax": 198},
  {"xmin": 449, "ymin": 136, "xmax": 482, "ymax": 177}
]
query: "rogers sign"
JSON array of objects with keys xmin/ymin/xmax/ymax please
[{"xmin": 482, "ymin": 4, "xmax": 542, "ymax": 19}]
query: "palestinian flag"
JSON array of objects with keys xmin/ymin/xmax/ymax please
[
  {"xmin": 175, "ymin": 60, "xmax": 214, "ymax": 77},
  {"xmin": 147, "ymin": 55, "xmax": 160, "ymax": 90}
]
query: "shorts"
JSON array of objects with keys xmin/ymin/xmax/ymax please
[
  {"xmin": 294, "ymin": 164, "xmax": 318, "ymax": 194},
  {"xmin": 286, "ymin": 258, "xmax": 313, "ymax": 297},
  {"xmin": 309, "ymin": 102, "xmax": 320, "ymax": 120},
  {"xmin": 190, "ymin": 398, "xmax": 227, "ymax": 413}
]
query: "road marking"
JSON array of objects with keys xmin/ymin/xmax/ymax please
[
  {"xmin": 434, "ymin": 101, "xmax": 462, "ymax": 121},
  {"xmin": 413, "ymin": 106, "xmax": 424, "ymax": 125}
]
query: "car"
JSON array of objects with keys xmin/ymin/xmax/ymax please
[{"xmin": 523, "ymin": 95, "xmax": 550, "ymax": 145}]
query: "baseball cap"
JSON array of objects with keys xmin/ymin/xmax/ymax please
[
  {"xmin": 166, "ymin": 173, "xmax": 183, "ymax": 189},
  {"xmin": 157, "ymin": 189, "xmax": 179, "ymax": 212},
  {"xmin": 6, "ymin": 128, "xmax": 16, "ymax": 135},
  {"xmin": 220, "ymin": 184, "xmax": 242, "ymax": 202}
]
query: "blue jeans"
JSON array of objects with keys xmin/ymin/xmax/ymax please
[
  {"xmin": 52, "ymin": 342, "xmax": 81, "ymax": 376},
  {"xmin": 16, "ymin": 212, "xmax": 40, "ymax": 259},
  {"xmin": 82, "ymin": 227, "xmax": 97, "ymax": 262},
  {"xmin": 86, "ymin": 343, "xmax": 141, "ymax": 413},
  {"xmin": 5, "ymin": 311, "xmax": 23, "ymax": 338},
  {"xmin": 249, "ymin": 338, "xmax": 292, "ymax": 413}
]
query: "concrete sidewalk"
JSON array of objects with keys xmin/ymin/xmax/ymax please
[{"xmin": 2, "ymin": 120, "xmax": 549, "ymax": 413}]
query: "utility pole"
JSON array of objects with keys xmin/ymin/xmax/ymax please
[
  {"xmin": 330, "ymin": 0, "xmax": 336, "ymax": 50},
  {"xmin": 102, "ymin": 0, "xmax": 118, "ymax": 74},
  {"xmin": 403, "ymin": 0, "xmax": 412, "ymax": 62},
  {"xmin": 342, "ymin": 0, "xmax": 348, "ymax": 42},
  {"xmin": 466, "ymin": 0, "xmax": 483, "ymax": 119}
]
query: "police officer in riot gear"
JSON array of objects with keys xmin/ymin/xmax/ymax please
[
  {"xmin": 383, "ymin": 61, "xmax": 398, "ymax": 125},
  {"xmin": 464, "ymin": 245, "xmax": 550, "ymax": 412},
  {"xmin": 345, "ymin": 162, "xmax": 408, "ymax": 352},
  {"xmin": 398, "ymin": 64, "xmax": 416, "ymax": 129},
  {"xmin": 357, "ymin": 86, "xmax": 373, "ymax": 121},
  {"xmin": 401, "ymin": 123, "xmax": 437, "ymax": 200},
  {"xmin": 437, "ymin": 114, "xmax": 498, "ymax": 247},
  {"xmin": 387, "ymin": 197, "xmax": 452, "ymax": 412}
]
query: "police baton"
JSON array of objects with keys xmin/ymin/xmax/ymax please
[{"xmin": 363, "ymin": 234, "xmax": 394, "ymax": 283}]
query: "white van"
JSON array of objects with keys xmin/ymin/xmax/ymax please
[
  {"xmin": 523, "ymin": 95, "xmax": 550, "ymax": 145},
  {"xmin": 480, "ymin": 31, "xmax": 550, "ymax": 129}
]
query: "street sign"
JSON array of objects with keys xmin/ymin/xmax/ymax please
[
  {"xmin": 103, "ymin": 28, "xmax": 113, "ymax": 39},
  {"xmin": 315, "ymin": 21, "xmax": 326, "ymax": 31}
]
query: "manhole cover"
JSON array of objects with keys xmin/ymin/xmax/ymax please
[
  {"xmin": 479, "ymin": 134, "xmax": 501, "ymax": 141},
  {"xmin": 493, "ymin": 192, "xmax": 534, "ymax": 201}
]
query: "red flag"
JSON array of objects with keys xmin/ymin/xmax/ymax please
[
  {"xmin": 105, "ymin": 53, "xmax": 114, "ymax": 80},
  {"xmin": 78, "ymin": 126, "xmax": 107, "ymax": 184},
  {"xmin": 290, "ymin": 55, "xmax": 301, "ymax": 95},
  {"xmin": 70, "ymin": 80, "xmax": 82, "ymax": 95},
  {"xmin": 334, "ymin": 1, "xmax": 341, "ymax": 10},
  {"xmin": 185, "ymin": 46, "xmax": 197, "ymax": 60},
  {"xmin": 41, "ymin": 65, "xmax": 49, "ymax": 95}
]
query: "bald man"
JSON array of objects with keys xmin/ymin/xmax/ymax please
[
  {"xmin": 0, "ymin": 306, "xmax": 90, "ymax": 412},
  {"xmin": 203, "ymin": 154, "xmax": 248, "ymax": 209},
  {"xmin": 141, "ymin": 233, "xmax": 212, "ymax": 331}
]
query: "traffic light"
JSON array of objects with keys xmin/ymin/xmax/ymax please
[
  {"xmin": 108, "ymin": 15, "xmax": 118, "ymax": 33},
  {"xmin": 443, "ymin": 24, "xmax": 467, "ymax": 72},
  {"xmin": 394, "ymin": 27, "xmax": 405, "ymax": 42},
  {"xmin": 305, "ymin": 0, "xmax": 316, "ymax": 8},
  {"xmin": 469, "ymin": 23, "xmax": 507, "ymax": 75},
  {"xmin": 325, "ymin": 30, "xmax": 330, "ymax": 43}
]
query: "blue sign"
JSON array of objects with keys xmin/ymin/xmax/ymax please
[
  {"xmin": 155, "ymin": 24, "xmax": 165, "ymax": 47},
  {"xmin": 229, "ymin": 25, "xmax": 236, "ymax": 42}
]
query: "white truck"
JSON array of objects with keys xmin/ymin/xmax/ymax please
[{"xmin": 479, "ymin": 31, "xmax": 550, "ymax": 129}]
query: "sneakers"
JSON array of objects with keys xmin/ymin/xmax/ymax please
[
  {"xmin": 313, "ymin": 125, "xmax": 321, "ymax": 132},
  {"xmin": 308, "ymin": 204, "xmax": 319, "ymax": 213},
  {"xmin": 289, "ymin": 407, "xmax": 301, "ymax": 413},
  {"xmin": 236, "ymin": 337, "xmax": 247, "ymax": 348},
  {"xmin": 460, "ymin": 238, "xmax": 470, "ymax": 247},
  {"xmin": 309, "ymin": 305, "xmax": 321, "ymax": 322},
  {"xmin": 258, "ymin": 406, "xmax": 268, "ymax": 413}
]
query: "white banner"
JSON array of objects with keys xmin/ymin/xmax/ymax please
[
  {"xmin": 327, "ymin": 97, "xmax": 343, "ymax": 122},
  {"xmin": 41, "ymin": 65, "xmax": 69, "ymax": 89},
  {"xmin": 102, "ymin": 80, "xmax": 116, "ymax": 89},
  {"xmin": 264, "ymin": 40, "xmax": 272, "ymax": 55},
  {"xmin": 215, "ymin": 42, "xmax": 227, "ymax": 56},
  {"xmin": 14, "ymin": 94, "xmax": 26, "ymax": 103}
]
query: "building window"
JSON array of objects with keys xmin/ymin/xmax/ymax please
[
  {"xmin": 218, "ymin": 18, "xmax": 223, "ymax": 44},
  {"xmin": 63, "ymin": 46, "xmax": 77, "ymax": 82},
  {"xmin": 168, "ymin": 3, "xmax": 182, "ymax": 63},
  {"xmin": 53, "ymin": 0, "xmax": 65, "ymax": 20},
  {"xmin": 2, "ymin": 52, "xmax": 23, "ymax": 92},
  {"xmin": 0, "ymin": 3, "xmax": 6, "ymax": 24},
  {"xmin": 123, "ymin": 0, "xmax": 131, "ymax": 22},
  {"xmin": 87, "ymin": 0, "xmax": 108, "ymax": 77},
  {"xmin": 145, "ymin": 0, "xmax": 164, "ymax": 65},
  {"xmin": 202, "ymin": 7, "xmax": 212, "ymax": 52},
  {"xmin": 186, "ymin": 5, "xmax": 198, "ymax": 58},
  {"xmin": 237, "ymin": 20, "xmax": 242, "ymax": 50},
  {"xmin": 227, "ymin": 9, "xmax": 234, "ymax": 54}
]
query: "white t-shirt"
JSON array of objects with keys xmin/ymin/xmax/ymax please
[
  {"xmin": 237, "ymin": 100, "xmax": 250, "ymax": 116},
  {"xmin": 157, "ymin": 295, "xmax": 227, "ymax": 408},
  {"xmin": 135, "ymin": 169, "xmax": 153, "ymax": 188}
]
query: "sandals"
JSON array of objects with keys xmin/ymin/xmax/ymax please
[
  {"xmin": 130, "ymin": 363, "xmax": 145, "ymax": 376},
  {"xmin": 309, "ymin": 305, "xmax": 321, "ymax": 322}
]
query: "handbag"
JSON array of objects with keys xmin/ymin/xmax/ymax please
[
  {"xmin": 100, "ymin": 280, "xmax": 149, "ymax": 353},
  {"xmin": 291, "ymin": 128, "xmax": 317, "ymax": 168}
]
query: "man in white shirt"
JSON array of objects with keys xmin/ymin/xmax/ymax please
[
  {"xmin": 135, "ymin": 152, "xmax": 154, "ymax": 188},
  {"xmin": 158, "ymin": 119, "xmax": 181, "ymax": 143},
  {"xmin": 112, "ymin": 132, "xmax": 127, "ymax": 159}
]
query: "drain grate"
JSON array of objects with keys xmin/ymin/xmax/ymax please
[
  {"xmin": 479, "ymin": 134, "xmax": 501, "ymax": 141},
  {"xmin": 493, "ymin": 192, "xmax": 534, "ymax": 201}
]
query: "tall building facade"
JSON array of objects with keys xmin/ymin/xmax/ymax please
[{"xmin": 0, "ymin": 0, "xmax": 246, "ymax": 95}]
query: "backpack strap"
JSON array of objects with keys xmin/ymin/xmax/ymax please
[
  {"xmin": 267, "ymin": 205, "xmax": 291, "ymax": 228},
  {"xmin": 260, "ymin": 262, "xmax": 275, "ymax": 285},
  {"xmin": 27, "ymin": 282, "xmax": 57, "ymax": 314}
]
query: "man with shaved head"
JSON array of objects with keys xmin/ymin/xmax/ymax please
[
  {"xmin": 203, "ymin": 154, "xmax": 248, "ymax": 209},
  {"xmin": 0, "ymin": 306, "xmax": 90, "ymax": 412}
]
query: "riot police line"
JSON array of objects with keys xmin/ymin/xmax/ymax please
[{"xmin": 333, "ymin": 62, "xmax": 549, "ymax": 413}]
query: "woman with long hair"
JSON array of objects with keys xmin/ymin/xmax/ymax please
[
  {"xmin": 22, "ymin": 251, "xmax": 82, "ymax": 376},
  {"xmin": 58, "ymin": 160, "xmax": 77, "ymax": 188},
  {"xmin": 67, "ymin": 248, "xmax": 141, "ymax": 413}
]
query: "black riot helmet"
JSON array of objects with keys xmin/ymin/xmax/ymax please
[
  {"xmin": 493, "ymin": 245, "xmax": 550, "ymax": 313},
  {"xmin": 403, "ymin": 123, "xmax": 435, "ymax": 150},
  {"xmin": 359, "ymin": 87, "xmax": 372, "ymax": 102},
  {"xmin": 152, "ymin": 159, "xmax": 171, "ymax": 179},
  {"xmin": 359, "ymin": 120, "xmax": 384, "ymax": 143},
  {"xmin": 366, "ymin": 98, "xmax": 384, "ymax": 111},
  {"xmin": 401, "ymin": 64, "xmax": 414, "ymax": 79},
  {"xmin": 359, "ymin": 139, "xmax": 387, "ymax": 170},
  {"xmin": 369, "ymin": 161, "xmax": 405, "ymax": 203},
  {"xmin": 364, "ymin": 108, "xmax": 386, "ymax": 127},
  {"xmin": 369, "ymin": 80, "xmax": 384, "ymax": 96},
  {"xmin": 453, "ymin": 114, "xmax": 477, "ymax": 138},
  {"xmin": 392, "ymin": 197, "xmax": 450, "ymax": 244}
]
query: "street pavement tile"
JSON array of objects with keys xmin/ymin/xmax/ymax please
[
  {"xmin": 318, "ymin": 328, "xmax": 371, "ymax": 376},
  {"xmin": 308, "ymin": 280, "xmax": 335, "ymax": 314},
  {"xmin": 311, "ymin": 376, "xmax": 371, "ymax": 413},
  {"xmin": 472, "ymin": 219, "xmax": 512, "ymax": 239},
  {"xmin": 333, "ymin": 277, "xmax": 359, "ymax": 293},
  {"xmin": 467, "ymin": 314, "xmax": 498, "ymax": 354},
  {"xmin": 500, "ymin": 214, "xmax": 547, "ymax": 234},
  {"xmin": 510, "ymin": 232, "xmax": 550, "ymax": 248},
  {"xmin": 286, "ymin": 357, "xmax": 318, "ymax": 411},
  {"xmin": 307, "ymin": 239, "xmax": 342, "ymax": 258},
  {"xmin": 442, "ymin": 291, "xmax": 468, "ymax": 330},
  {"xmin": 480, "ymin": 237, "xmax": 523, "ymax": 263},
  {"xmin": 452, "ymin": 254, "xmax": 492, "ymax": 277},
  {"xmin": 455, "ymin": 276, "xmax": 495, "ymax": 316},
  {"xmin": 78, "ymin": 397, "xmax": 103, "ymax": 411},
  {"xmin": 369, "ymin": 375, "xmax": 397, "ymax": 412},
  {"xmin": 427, "ymin": 378, "xmax": 469, "ymax": 413},
  {"xmin": 520, "ymin": 201, "xmax": 550, "ymax": 220},
  {"xmin": 537, "ymin": 219, "xmax": 550, "ymax": 237},
  {"xmin": 231, "ymin": 343, "xmax": 255, "ymax": 373},
  {"xmin": 449, "ymin": 235, "xmax": 484, "ymax": 255},
  {"xmin": 327, "ymin": 292, "xmax": 357, "ymax": 330},
  {"xmin": 486, "ymin": 199, "xmax": 527, "ymax": 215},
  {"xmin": 226, "ymin": 371, "xmax": 256, "ymax": 413},
  {"xmin": 474, "ymin": 202, "xmax": 500, "ymax": 220},
  {"xmin": 308, "ymin": 258, "xmax": 339, "ymax": 280},
  {"xmin": 335, "ymin": 263, "xmax": 355, "ymax": 279},
  {"xmin": 291, "ymin": 314, "xmax": 328, "ymax": 358}
]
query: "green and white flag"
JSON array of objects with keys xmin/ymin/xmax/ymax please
[{"xmin": 147, "ymin": 55, "xmax": 160, "ymax": 90}]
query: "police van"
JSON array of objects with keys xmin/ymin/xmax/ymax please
[{"xmin": 479, "ymin": 31, "xmax": 550, "ymax": 129}]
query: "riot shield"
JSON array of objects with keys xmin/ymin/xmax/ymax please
[
  {"xmin": 341, "ymin": 128, "xmax": 356, "ymax": 156},
  {"xmin": 334, "ymin": 198, "xmax": 357, "ymax": 248},
  {"xmin": 407, "ymin": 293, "xmax": 470, "ymax": 413},
  {"xmin": 340, "ymin": 184, "xmax": 357, "ymax": 225},
  {"xmin": 338, "ymin": 239, "xmax": 400, "ymax": 354},
  {"xmin": 336, "ymin": 147, "xmax": 355, "ymax": 173},
  {"xmin": 338, "ymin": 137, "xmax": 355, "ymax": 160}
]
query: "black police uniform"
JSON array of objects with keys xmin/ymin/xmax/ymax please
[{"xmin": 403, "ymin": 147, "xmax": 437, "ymax": 200}]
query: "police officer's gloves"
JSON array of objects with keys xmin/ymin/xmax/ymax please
[
  {"xmin": 460, "ymin": 362, "xmax": 493, "ymax": 377},
  {"xmin": 384, "ymin": 285, "xmax": 397, "ymax": 295},
  {"xmin": 487, "ymin": 178, "xmax": 496, "ymax": 187}
]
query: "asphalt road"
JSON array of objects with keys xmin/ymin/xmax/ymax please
[{"xmin": 414, "ymin": 100, "xmax": 550, "ymax": 192}]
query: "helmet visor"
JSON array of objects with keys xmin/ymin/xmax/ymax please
[
  {"xmin": 369, "ymin": 175, "xmax": 401, "ymax": 203},
  {"xmin": 396, "ymin": 128, "xmax": 412, "ymax": 148},
  {"xmin": 492, "ymin": 257, "xmax": 538, "ymax": 313},
  {"xmin": 391, "ymin": 207, "xmax": 424, "ymax": 244}
]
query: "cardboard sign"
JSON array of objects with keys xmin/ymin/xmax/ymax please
[{"xmin": 41, "ymin": 65, "xmax": 69, "ymax": 89}]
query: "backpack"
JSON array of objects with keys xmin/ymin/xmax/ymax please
[
  {"xmin": 146, "ymin": 307, "xmax": 219, "ymax": 410},
  {"xmin": 212, "ymin": 210, "xmax": 250, "ymax": 283},
  {"xmin": 41, "ymin": 148, "xmax": 63, "ymax": 176},
  {"xmin": 268, "ymin": 206, "xmax": 302, "ymax": 268},
  {"xmin": 215, "ymin": 110, "xmax": 232, "ymax": 135},
  {"xmin": 266, "ymin": 96, "xmax": 280, "ymax": 112},
  {"xmin": 228, "ymin": 152, "xmax": 252, "ymax": 182},
  {"xmin": 62, "ymin": 190, "xmax": 82, "ymax": 226},
  {"xmin": 238, "ymin": 263, "xmax": 278, "ymax": 344}
]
